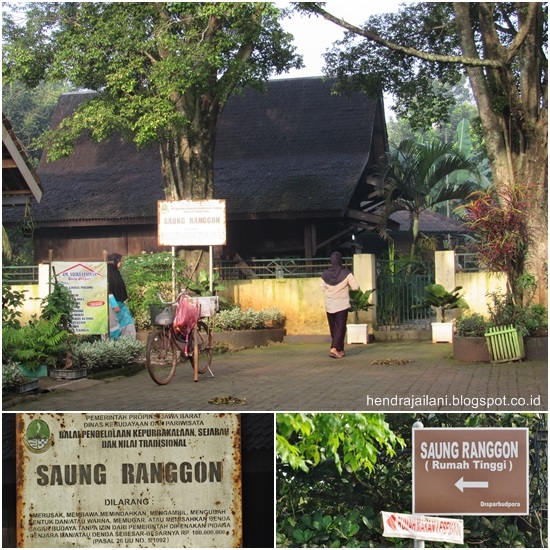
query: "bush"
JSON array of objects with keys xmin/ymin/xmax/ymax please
[
  {"xmin": 213, "ymin": 307, "xmax": 286, "ymax": 331},
  {"xmin": 71, "ymin": 337, "xmax": 145, "ymax": 371},
  {"xmin": 487, "ymin": 292, "xmax": 548, "ymax": 337},
  {"xmin": 455, "ymin": 313, "xmax": 489, "ymax": 337},
  {"xmin": 2, "ymin": 312, "xmax": 70, "ymax": 370},
  {"xmin": 2, "ymin": 361, "xmax": 28, "ymax": 393},
  {"xmin": 520, "ymin": 304, "xmax": 548, "ymax": 337}
]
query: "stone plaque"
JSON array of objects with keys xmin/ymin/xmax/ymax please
[{"xmin": 16, "ymin": 413, "xmax": 242, "ymax": 547}]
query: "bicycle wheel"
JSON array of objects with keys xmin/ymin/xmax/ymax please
[
  {"xmin": 192, "ymin": 320, "xmax": 213, "ymax": 374},
  {"xmin": 146, "ymin": 329, "xmax": 177, "ymax": 385}
]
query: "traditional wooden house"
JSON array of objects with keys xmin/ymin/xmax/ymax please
[
  {"xmin": 3, "ymin": 77, "xmax": 391, "ymax": 262},
  {"xmin": 3, "ymin": 77, "xmax": 466, "ymax": 264}
]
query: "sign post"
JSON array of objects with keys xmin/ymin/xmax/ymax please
[
  {"xmin": 413, "ymin": 427, "xmax": 529, "ymax": 515},
  {"xmin": 16, "ymin": 413, "xmax": 242, "ymax": 548},
  {"xmin": 157, "ymin": 199, "xmax": 227, "ymax": 296}
]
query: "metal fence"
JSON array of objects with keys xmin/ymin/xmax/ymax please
[
  {"xmin": 376, "ymin": 259, "xmax": 435, "ymax": 330},
  {"xmin": 215, "ymin": 257, "xmax": 353, "ymax": 280},
  {"xmin": 2, "ymin": 266, "xmax": 39, "ymax": 285}
]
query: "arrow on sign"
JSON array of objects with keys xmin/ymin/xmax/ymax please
[{"xmin": 455, "ymin": 477, "xmax": 489, "ymax": 493}]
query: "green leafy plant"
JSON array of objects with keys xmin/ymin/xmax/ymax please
[
  {"xmin": 186, "ymin": 269, "xmax": 225, "ymax": 297},
  {"xmin": 415, "ymin": 283, "xmax": 469, "ymax": 322},
  {"xmin": 121, "ymin": 252, "xmax": 189, "ymax": 331},
  {"xmin": 455, "ymin": 312, "xmax": 489, "ymax": 337},
  {"xmin": 71, "ymin": 337, "xmax": 145, "ymax": 371},
  {"xmin": 2, "ymin": 282, "xmax": 26, "ymax": 329},
  {"xmin": 2, "ymin": 312, "xmax": 69, "ymax": 370},
  {"xmin": 41, "ymin": 281, "xmax": 79, "ymax": 331},
  {"xmin": 349, "ymin": 289, "xmax": 375, "ymax": 324},
  {"xmin": 487, "ymin": 292, "xmax": 548, "ymax": 337},
  {"xmin": 212, "ymin": 307, "xmax": 286, "ymax": 332}
]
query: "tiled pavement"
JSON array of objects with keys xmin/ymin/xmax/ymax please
[{"xmin": 4, "ymin": 341, "xmax": 547, "ymax": 412}]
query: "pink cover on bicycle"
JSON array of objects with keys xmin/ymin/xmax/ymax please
[{"xmin": 173, "ymin": 297, "xmax": 200, "ymax": 334}]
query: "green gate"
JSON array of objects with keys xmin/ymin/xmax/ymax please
[{"xmin": 376, "ymin": 259, "xmax": 434, "ymax": 330}]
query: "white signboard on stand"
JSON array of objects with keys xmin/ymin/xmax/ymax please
[{"xmin": 158, "ymin": 200, "xmax": 226, "ymax": 246}]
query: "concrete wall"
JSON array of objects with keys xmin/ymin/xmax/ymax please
[
  {"xmin": 8, "ymin": 254, "xmax": 507, "ymax": 334},
  {"xmin": 434, "ymin": 251, "xmax": 507, "ymax": 318},
  {"xmin": 220, "ymin": 254, "xmax": 376, "ymax": 335}
]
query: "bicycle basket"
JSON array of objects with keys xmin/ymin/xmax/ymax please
[
  {"xmin": 189, "ymin": 296, "xmax": 219, "ymax": 318},
  {"xmin": 149, "ymin": 304, "xmax": 174, "ymax": 326}
]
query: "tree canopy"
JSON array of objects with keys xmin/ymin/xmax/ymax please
[
  {"xmin": 296, "ymin": 2, "xmax": 547, "ymax": 305},
  {"xmin": 2, "ymin": 2, "xmax": 303, "ymax": 200},
  {"xmin": 374, "ymin": 139, "xmax": 479, "ymax": 258}
]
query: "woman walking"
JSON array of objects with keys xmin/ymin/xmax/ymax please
[
  {"xmin": 320, "ymin": 251, "xmax": 359, "ymax": 358},
  {"xmin": 107, "ymin": 252, "xmax": 136, "ymax": 339}
]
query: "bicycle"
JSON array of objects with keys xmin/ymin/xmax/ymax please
[{"xmin": 146, "ymin": 291, "xmax": 215, "ymax": 385}]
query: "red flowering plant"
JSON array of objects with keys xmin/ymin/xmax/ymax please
[{"xmin": 459, "ymin": 183, "xmax": 530, "ymax": 301}]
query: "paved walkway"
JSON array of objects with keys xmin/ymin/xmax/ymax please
[{"xmin": 4, "ymin": 341, "xmax": 547, "ymax": 412}]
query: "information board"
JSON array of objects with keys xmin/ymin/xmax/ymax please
[
  {"xmin": 158, "ymin": 200, "xmax": 226, "ymax": 246},
  {"xmin": 413, "ymin": 427, "xmax": 529, "ymax": 515},
  {"xmin": 53, "ymin": 262, "xmax": 108, "ymax": 334},
  {"xmin": 17, "ymin": 413, "xmax": 242, "ymax": 548}
]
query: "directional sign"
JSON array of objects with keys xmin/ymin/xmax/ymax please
[
  {"xmin": 381, "ymin": 511, "xmax": 463, "ymax": 544},
  {"xmin": 413, "ymin": 428, "xmax": 529, "ymax": 515}
]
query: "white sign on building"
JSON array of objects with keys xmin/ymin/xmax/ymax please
[
  {"xmin": 158, "ymin": 199, "xmax": 226, "ymax": 246},
  {"xmin": 17, "ymin": 413, "xmax": 242, "ymax": 548}
]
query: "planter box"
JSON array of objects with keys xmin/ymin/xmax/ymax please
[
  {"xmin": 347, "ymin": 324, "xmax": 369, "ymax": 344},
  {"xmin": 50, "ymin": 368, "xmax": 88, "ymax": 380},
  {"xmin": 453, "ymin": 336, "xmax": 491, "ymax": 362},
  {"xmin": 18, "ymin": 364, "xmax": 48, "ymax": 379},
  {"xmin": 16, "ymin": 379, "xmax": 39, "ymax": 394},
  {"xmin": 525, "ymin": 337, "xmax": 548, "ymax": 360},
  {"xmin": 213, "ymin": 328, "xmax": 286, "ymax": 348},
  {"xmin": 432, "ymin": 322, "xmax": 454, "ymax": 343}
]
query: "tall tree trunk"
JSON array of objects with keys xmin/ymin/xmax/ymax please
[
  {"xmin": 157, "ymin": 94, "xmax": 220, "ymax": 282},
  {"xmin": 453, "ymin": 3, "xmax": 548, "ymax": 306}
]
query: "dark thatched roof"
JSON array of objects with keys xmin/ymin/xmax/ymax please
[{"xmin": 3, "ymin": 77, "xmax": 381, "ymax": 226}]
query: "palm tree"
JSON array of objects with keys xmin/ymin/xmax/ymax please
[{"xmin": 374, "ymin": 139, "xmax": 479, "ymax": 259}]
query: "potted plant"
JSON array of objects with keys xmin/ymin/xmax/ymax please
[
  {"xmin": 2, "ymin": 312, "xmax": 70, "ymax": 377},
  {"xmin": 416, "ymin": 284, "xmax": 468, "ymax": 343},
  {"xmin": 40, "ymin": 281, "xmax": 83, "ymax": 377},
  {"xmin": 347, "ymin": 289, "xmax": 375, "ymax": 344},
  {"xmin": 453, "ymin": 313, "xmax": 491, "ymax": 362}
]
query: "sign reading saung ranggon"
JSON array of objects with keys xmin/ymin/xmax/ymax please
[{"xmin": 16, "ymin": 413, "xmax": 242, "ymax": 548}]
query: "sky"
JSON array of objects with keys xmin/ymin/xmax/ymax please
[{"xmin": 275, "ymin": 1, "xmax": 404, "ymax": 79}]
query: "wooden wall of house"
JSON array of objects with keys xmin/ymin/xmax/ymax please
[
  {"xmin": 34, "ymin": 224, "xmax": 165, "ymax": 262},
  {"xmin": 33, "ymin": 217, "xmax": 357, "ymax": 264}
]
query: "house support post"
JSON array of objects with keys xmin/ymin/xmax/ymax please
[{"xmin": 304, "ymin": 223, "xmax": 316, "ymax": 261}]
